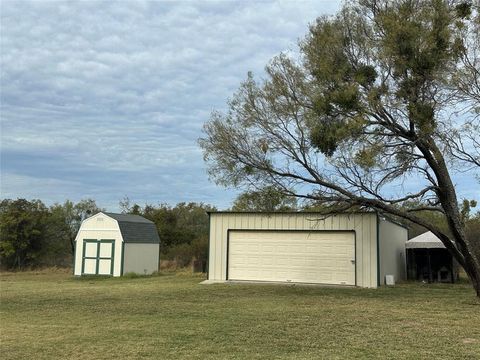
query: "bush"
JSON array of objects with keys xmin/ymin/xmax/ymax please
[{"xmin": 162, "ymin": 237, "xmax": 208, "ymax": 268}]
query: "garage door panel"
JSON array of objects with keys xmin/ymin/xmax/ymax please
[
  {"xmin": 290, "ymin": 256, "xmax": 306, "ymax": 267},
  {"xmin": 228, "ymin": 231, "xmax": 355, "ymax": 285},
  {"xmin": 275, "ymin": 256, "xmax": 289, "ymax": 266},
  {"xmin": 263, "ymin": 257, "xmax": 274, "ymax": 265},
  {"xmin": 261, "ymin": 244, "xmax": 275, "ymax": 252}
]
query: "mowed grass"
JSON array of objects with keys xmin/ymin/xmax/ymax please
[{"xmin": 1, "ymin": 271, "xmax": 480, "ymax": 360}]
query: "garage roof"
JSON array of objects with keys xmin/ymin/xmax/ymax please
[
  {"xmin": 207, "ymin": 211, "xmax": 409, "ymax": 229},
  {"xmin": 103, "ymin": 212, "xmax": 160, "ymax": 244}
]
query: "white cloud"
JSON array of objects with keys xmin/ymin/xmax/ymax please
[{"xmin": 1, "ymin": 0, "xmax": 342, "ymax": 210}]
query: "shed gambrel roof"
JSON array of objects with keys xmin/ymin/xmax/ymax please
[{"xmin": 103, "ymin": 212, "xmax": 160, "ymax": 244}]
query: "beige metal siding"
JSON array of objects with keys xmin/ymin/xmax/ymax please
[
  {"xmin": 123, "ymin": 243, "xmax": 159, "ymax": 275},
  {"xmin": 378, "ymin": 218, "xmax": 408, "ymax": 285},
  {"xmin": 74, "ymin": 213, "xmax": 123, "ymax": 277},
  {"xmin": 208, "ymin": 213, "xmax": 378, "ymax": 288}
]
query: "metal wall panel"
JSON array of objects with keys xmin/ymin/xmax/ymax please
[
  {"xmin": 123, "ymin": 243, "xmax": 159, "ymax": 275},
  {"xmin": 378, "ymin": 218, "xmax": 408, "ymax": 285}
]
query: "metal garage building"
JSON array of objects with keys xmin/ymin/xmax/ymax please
[
  {"xmin": 205, "ymin": 212, "xmax": 407, "ymax": 288},
  {"xmin": 74, "ymin": 212, "xmax": 160, "ymax": 276}
]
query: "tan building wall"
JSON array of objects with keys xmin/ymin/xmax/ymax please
[
  {"xmin": 378, "ymin": 218, "xmax": 408, "ymax": 285},
  {"xmin": 123, "ymin": 243, "xmax": 159, "ymax": 275},
  {"xmin": 208, "ymin": 212, "xmax": 379, "ymax": 288}
]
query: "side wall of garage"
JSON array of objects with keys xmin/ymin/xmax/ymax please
[
  {"xmin": 123, "ymin": 243, "xmax": 159, "ymax": 275},
  {"xmin": 74, "ymin": 213, "xmax": 123, "ymax": 277},
  {"xmin": 378, "ymin": 218, "xmax": 408, "ymax": 285},
  {"xmin": 208, "ymin": 212, "xmax": 379, "ymax": 288}
]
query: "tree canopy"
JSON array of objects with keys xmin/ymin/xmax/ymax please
[
  {"xmin": 231, "ymin": 186, "xmax": 298, "ymax": 211},
  {"xmin": 0, "ymin": 198, "xmax": 102, "ymax": 268},
  {"xmin": 200, "ymin": 0, "xmax": 480, "ymax": 295},
  {"xmin": 50, "ymin": 199, "xmax": 104, "ymax": 255},
  {"xmin": 120, "ymin": 200, "xmax": 216, "ymax": 265},
  {"xmin": 0, "ymin": 199, "xmax": 49, "ymax": 268}
]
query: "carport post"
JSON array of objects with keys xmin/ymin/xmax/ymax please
[
  {"xmin": 451, "ymin": 256, "xmax": 455, "ymax": 284},
  {"xmin": 406, "ymin": 249, "xmax": 409, "ymax": 280},
  {"xmin": 427, "ymin": 248, "xmax": 432, "ymax": 283}
]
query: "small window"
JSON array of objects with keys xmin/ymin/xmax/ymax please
[{"xmin": 97, "ymin": 217, "xmax": 104, "ymax": 222}]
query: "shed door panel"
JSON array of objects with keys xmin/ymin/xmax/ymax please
[
  {"xmin": 85, "ymin": 242, "xmax": 98, "ymax": 258},
  {"xmin": 98, "ymin": 259, "xmax": 112, "ymax": 275},
  {"xmin": 83, "ymin": 258, "xmax": 97, "ymax": 275},
  {"xmin": 228, "ymin": 231, "xmax": 355, "ymax": 285},
  {"xmin": 99, "ymin": 242, "xmax": 112, "ymax": 258}
]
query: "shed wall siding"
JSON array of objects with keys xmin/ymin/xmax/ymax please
[
  {"xmin": 378, "ymin": 218, "xmax": 407, "ymax": 285},
  {"xmin": 74, "ymin": 214, "xmax": 123, "ymax": 276},
  {"xmin": 123, "ymin": 243, "xmax": 159, "ymax": 275},
  {"xmin": 208, "ymin": 213, "xmax": 378, "ymax": 288}
]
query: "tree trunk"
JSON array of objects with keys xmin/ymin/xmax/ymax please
[
  {"xmin": 463, "ymin": 259, "xmax": 480, "ymax": 297},
  {"xmin": 70, "ymin": 237, "xmax": 75, "ymax": 256},
  {"xmin": 419, "ymin": 140, "xmax": 480, "ymax": 297}
]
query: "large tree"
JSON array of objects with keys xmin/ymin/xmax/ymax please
[
  {"xmin": 200, "ymin": 0, "xmax": 480, "ymax": 295},
  {"xmin": 0, "ymin": 199, "xmax": 49, "ymax": 268}
]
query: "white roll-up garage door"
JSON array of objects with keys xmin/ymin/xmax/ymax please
[{"xmin": 228, "ymin": 231, "xmax": 355, "ymax": 285}]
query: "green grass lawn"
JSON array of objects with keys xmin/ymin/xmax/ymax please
[{"xmin": 1, "ymin": 271, "xmax": 479, "ymax": 359}]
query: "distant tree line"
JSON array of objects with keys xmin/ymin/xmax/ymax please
[
  {"xmin": 0, "ymin": 198, "xmax": 216, "ymax": 270},
  {"xmin": 1, "ymin": 193, "xmax": 478, "ymax": 270},
  {"xmin": 0, "ymin": 199, "xmax": 102, "ymax": 269},
  {"xmin": 119, "ymin": 198, "xmax": 216, "ymax": 267}
]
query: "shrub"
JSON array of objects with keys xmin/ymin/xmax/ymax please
[{"xmin": 162, "ymin": 236, "xmax": 208, "ymax": 268}]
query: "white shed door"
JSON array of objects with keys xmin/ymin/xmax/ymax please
[
  {"xmin": 82, "ymin": 240, "xmax": 114, "ymax": 275},
  {"xmin": 228, "ymin": 231, "xmax": 355, "ymax": 285}
]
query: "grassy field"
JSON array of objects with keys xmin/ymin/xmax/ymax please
[{"xmin": 1, "ymin": 271, "xmax": 480, "ymax": 359}]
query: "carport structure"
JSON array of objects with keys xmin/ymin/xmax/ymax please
[{"xmin": 406, "ymin": 231, "xmax": 456, "ymax": 283}]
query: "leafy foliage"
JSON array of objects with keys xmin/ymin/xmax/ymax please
[
  {"xmin": 49, "ymin": 199, "xmax": 103, "ymax": 255},
  {"xmin": 0, "ymin": 199, "xmax": 49, "ymax": 268},
  {"xmin": 120, "ymin": 200, "xmax": 216, "ymax": 265},
  {"xmin": 0, "ymin": 198, "xmax": 103, "ymax": 269},
  {"xmin": 232, "ymin": 186, "xmax": 297, "ymax": 212}
]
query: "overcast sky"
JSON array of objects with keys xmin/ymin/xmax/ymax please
[{"xmin": 1, "ymin": 0, "xmax": 478, "ymax": 212}]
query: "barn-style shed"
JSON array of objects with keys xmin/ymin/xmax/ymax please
[
  {"xmin": 205, "ymin": 212, "xmax": 408, "ymax": 288},
  {"xmin": 74, "ymin": 212, "xmax": 160, "ymax": 276}
]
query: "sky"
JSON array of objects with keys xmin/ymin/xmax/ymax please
[{"xmin": 1, "ymin": 0, "xmax": 478, "ymax": 212}]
